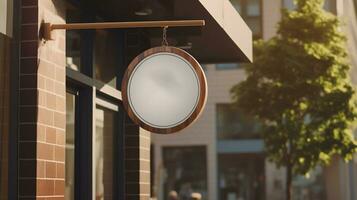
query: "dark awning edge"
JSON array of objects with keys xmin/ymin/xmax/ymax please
[{"xmin": 198, "ymin": 0, "xmax": 253, "ymax": 63}]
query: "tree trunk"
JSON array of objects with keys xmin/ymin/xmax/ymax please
[{"xmin": 286, "ymin": 155, "xmax": 293, "ymax": 200}]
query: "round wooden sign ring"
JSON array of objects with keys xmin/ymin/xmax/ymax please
[{"xmin": 121, "ymin": 46, "xmax": 207, "ymax": 134}]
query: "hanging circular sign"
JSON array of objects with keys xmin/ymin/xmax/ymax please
[{"xmin": 122, "ymin": 46, "xmax": 207, "ymax": 134}]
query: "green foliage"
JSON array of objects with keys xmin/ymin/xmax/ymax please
[{"xmin": 231, "ymin": 0, "xmax": 357, "ymax": 175}]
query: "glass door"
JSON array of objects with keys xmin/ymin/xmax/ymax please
[
  {"xmin": 95, "ymin": 97, "xmax": 118, "ymax": 200},
  {"xmin": 65, "ymin": 91, "xmax": 77, "ymax": 200}
]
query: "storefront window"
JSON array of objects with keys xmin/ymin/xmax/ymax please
[
  {"xmin": 95, "ymin": 105, "xmax": 117, "ymax": 200},
  {"xmin": 292, "ymin": 166, "xmax": 326, "ymax": 200},
  {"xmin": 217, "ymin": 104, "xmax": 262, "ymax": 140},
  {"xmin": 230, "ymin": 0, "xmax": 262, "ymax": 38},
  {"xmin": 65, "ymin": 92, "xmax": 76, "ymax": 200},
  {"xmin": 163, "ymin": 146, "xmax": 207, "ymax": 200},
  {"xmin": 0, "ymin": 32, "xmax": 10, "ymax": 200},
  {"xmin": 218, "ymin": 154, "xmax": 265, "ymax": 200}
]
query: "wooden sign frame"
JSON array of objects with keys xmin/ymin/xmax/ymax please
[{"xmin": 121, "ymin": 46, "xmax": 207, "ymax": 134}]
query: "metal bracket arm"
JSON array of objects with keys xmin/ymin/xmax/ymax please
[{"xmin": 42, "ymin": 20, "xmax": 205, "ymax": 40}]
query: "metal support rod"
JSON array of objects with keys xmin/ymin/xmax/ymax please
[
  {"xmin": 52, "ymin": 20, "xmax": 205, "ymax": 30},
  {"xmin": 43, "ymin": 20, "xmax": 205, "ymax": 40}
]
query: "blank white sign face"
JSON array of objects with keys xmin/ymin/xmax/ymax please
[{"xmin": 127, "ymin": 52, "xmax": 200, "ymax": 128}]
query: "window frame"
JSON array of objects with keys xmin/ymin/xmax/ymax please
[
  {"xmin": 65, "ymin": 11, "xmax": 126, "ymax": 199},
  {"xmin": 216, "ymin": 103, "xmax": 262, "ymax": 140},
  {"xmin": 65, "ymin": 88, "xmax": 78, "ymax": 200},
  {"xmin": 94, "ymin": 99, "xmax": 119, "ymax": 199},
  {"xmin": 0, "ymin": 32, "xmax": 15, "ymax": 200},
  {"xmin": 6, "ymin": 0, "xmax": 21, "ymax": 198}
]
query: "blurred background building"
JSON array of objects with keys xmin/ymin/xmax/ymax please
[{"xmin": 151, "ymin": 0, "xmax": 357, "ymax": 200}]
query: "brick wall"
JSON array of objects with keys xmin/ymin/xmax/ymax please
[
  {"xmin": 18, "ymin": 1, "xmax": 151, "ymax": 199},
  {"xmin": 19, "ymin": 0, "xmax": 66, "ymax": 199},
  {"xmin": 125, "ymin": 119, "xmax": 151, "ymax": 200}
]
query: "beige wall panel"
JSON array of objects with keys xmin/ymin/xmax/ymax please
[
  {"xmin": 262, "ymin": 0, "xmax": 281, "ymax": 40},
  {"xmin": 0, "ymin": 0, "xmax": 13, "ymax": 36}
]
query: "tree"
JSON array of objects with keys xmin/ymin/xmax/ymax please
[{"xmin": 231, "ymin": 0, "xmax": 357, "ymax": 199}]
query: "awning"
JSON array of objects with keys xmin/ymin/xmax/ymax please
[
  {"xmin": 172, "ymin": 0, "xmax": 253, "ymax": 63},
  {"xmin": 75, "ymin": 0, "xmax": 253, "ymax": 63}
]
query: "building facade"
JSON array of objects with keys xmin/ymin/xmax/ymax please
[
  {"xmin": 0, "ymin": 0, "xmax": 252, "ymax": 199},
  {"xmin": 151, "ymin": 0, "xmax": 357, "ymax": 200}
]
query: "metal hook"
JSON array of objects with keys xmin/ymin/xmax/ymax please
[{"xmin": 161, "ymin": 26, "xmax": 169, "ymax": 46}]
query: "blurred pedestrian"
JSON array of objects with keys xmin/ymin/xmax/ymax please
[
  {"xmin": 190, "ymin": 193, "xmax": 202, "ymax": 200},
  {"xmin": 179, "ymin": 183, "xmax": 193, "ymax": 200},
  {"xmin": 168, "ymin": 190, "xmax": 178, "ymax": 200}
]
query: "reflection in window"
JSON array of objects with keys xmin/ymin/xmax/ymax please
[
  {"xmin": 0, "ymin": 33, "xmax": 10, "ymax": 200},
  {"xmin": 216, "ymin": 63, "xmax": 241, "ymax": 70},
  {"xmin": 94, "ymin": 30, "xmax": 120, "ymax": 87},
  {"xmin": 95, "ymin": 106, "xmax": 116, "ymax": 200},
  {"xmin": 66, "ymin": 8, "xmax": 81, "ymax": 71},
  {"xmin": 65, "ymin": 92, "xmax": 76, "ymax": 200},
  {"xmin": 293, "ymin": 166, "xmax": 326, "ymax": 200},
  {"xmin": 218, "ymin": 154, "xmax": 265, "ymax": 200},
  {"xmin": 230, "ymin": 0, "xmax": 262, "ymax": 38},
  {"xmin": 217, "ymin": 104, "xmax": 262, "ymax": 140},
  {"xmin": 163, "ymin": 146, "xmax": 207, "ymax": 200},
  {"xmin": 66, "ymin": 31, "xmax": 81, "ymax": 71}
]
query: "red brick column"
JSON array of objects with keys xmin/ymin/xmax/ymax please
[{"xmin": 19, "ymin": 0, "xmax": 66, "ymax": 199}]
